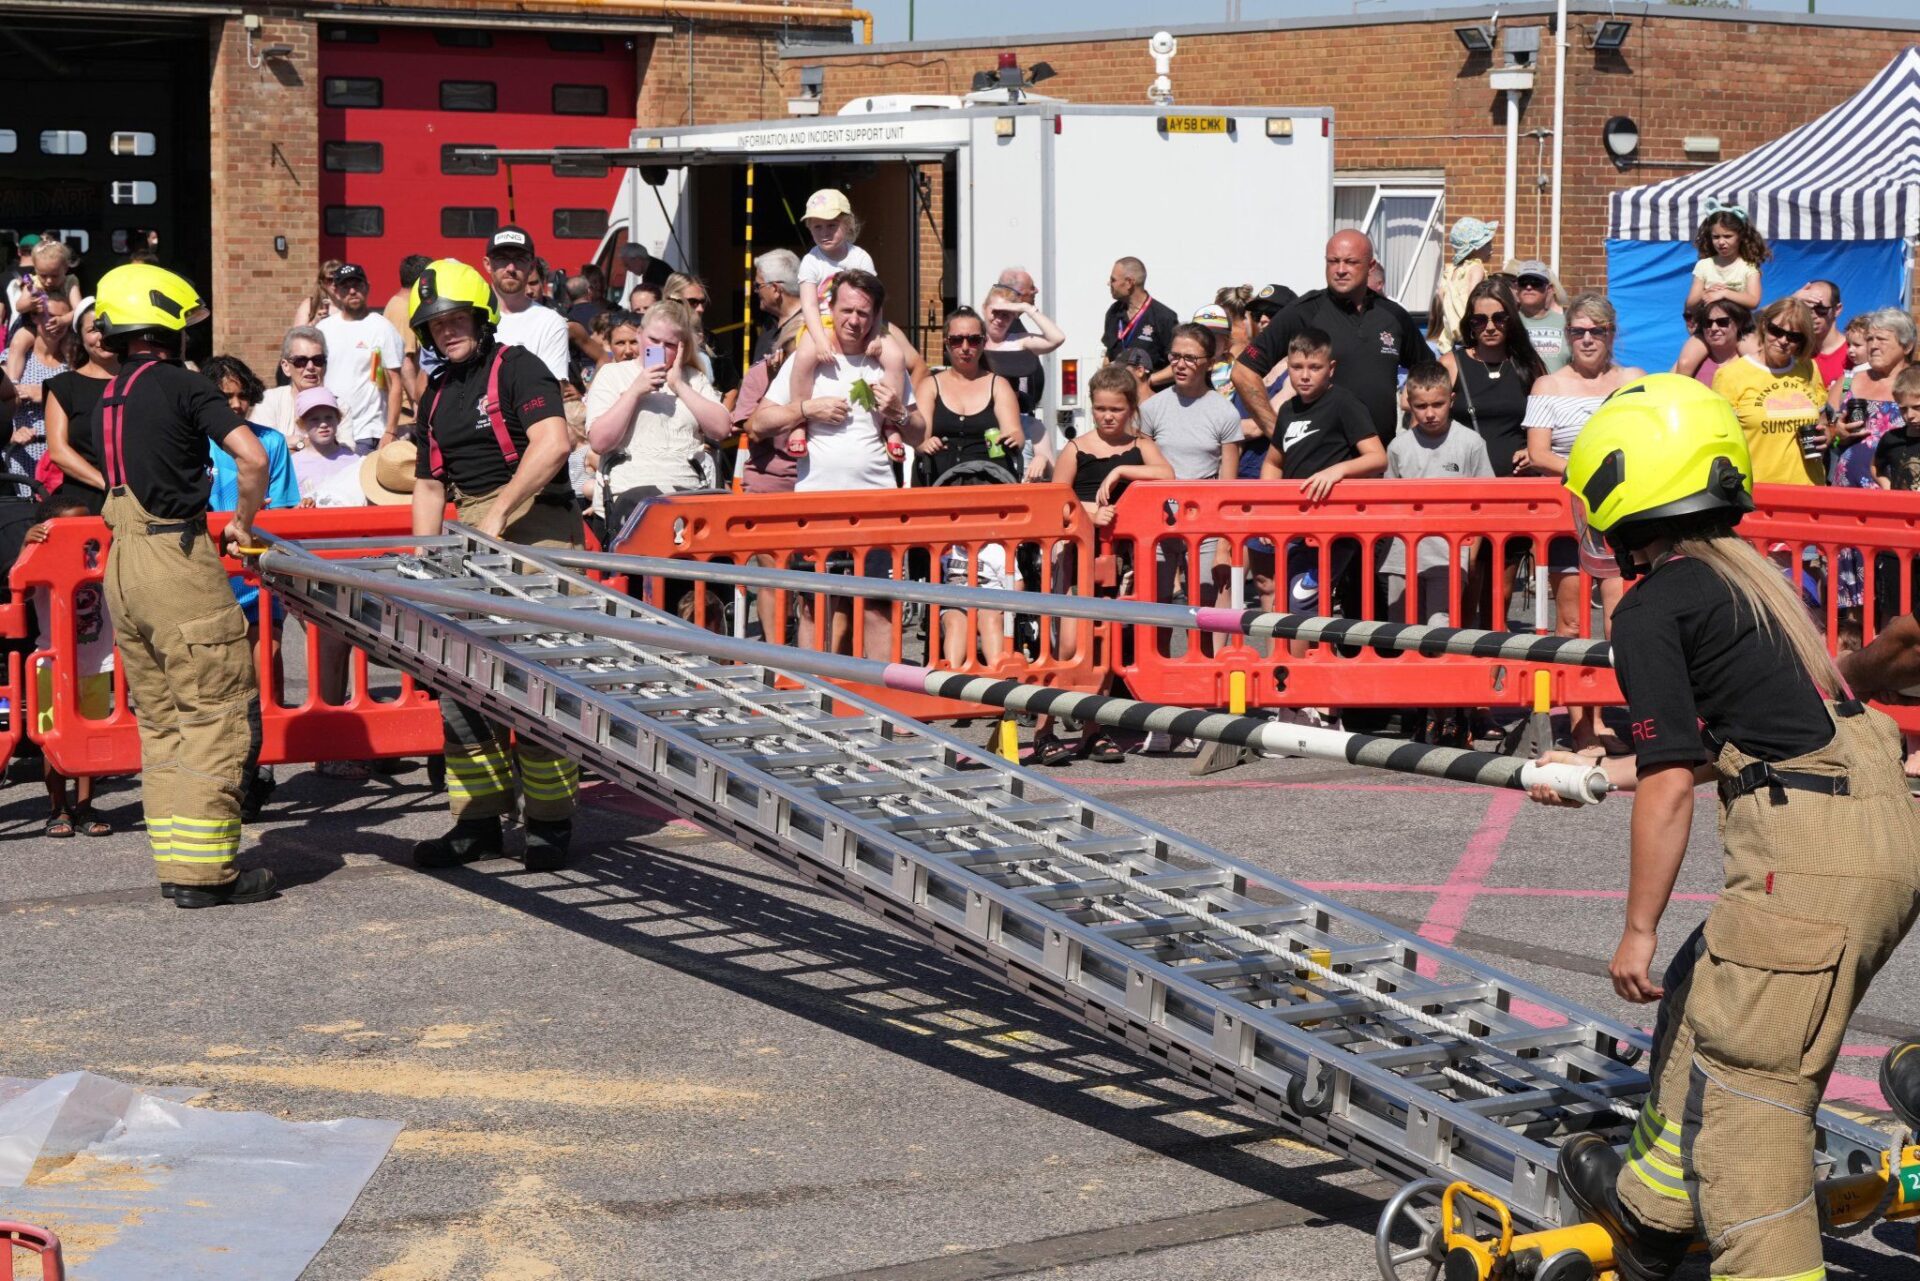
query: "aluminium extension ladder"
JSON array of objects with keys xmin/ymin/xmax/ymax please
[{"xmin": 259, "ymin": 526, "xmax": 1899, "ymax": 1278}]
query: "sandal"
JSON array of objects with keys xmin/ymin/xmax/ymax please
[
  {"xmin": 1080, "ymin": 731, "xmax": 1127, "ymax": 764},
  {"xmin": 1023, "ymin": 732, "xmax": 1075, "ymax": 768},
  {"xmin": 71, "ymin": 804, "xmax": 111, "ymax": 838},
  {"xmin": 45, "ymin": 811, "xmax": 75, "ymax": 839}
]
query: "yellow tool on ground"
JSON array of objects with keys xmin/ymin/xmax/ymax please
[{"xmin": 1428, "ymin": 1139, "xmax": 1920, "ymax": 1281}]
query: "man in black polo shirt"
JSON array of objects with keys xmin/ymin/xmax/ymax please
[
  {"xmin": 1102, "ymin": 256, "xmax": 1179, "ymax": 390},
  {"xmin": 1232, "ymin": 231, "xmax": 1425, "ymax": 445}
]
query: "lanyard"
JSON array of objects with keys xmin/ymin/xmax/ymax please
[{"xmin": 1115, "ymin": 296, "xmax": 1154, "ymax": 346}]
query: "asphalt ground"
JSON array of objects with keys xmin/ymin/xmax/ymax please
[{"xmin": 5, "ymin": 728, "xmax": 1920, "ymax": 1279}]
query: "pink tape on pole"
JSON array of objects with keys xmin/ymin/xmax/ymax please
[
  {"xmin": 1192, "ymin": 607, "xmax": 1248, "ymax": 633},
  {"xmin": 882, "ymin": 662, "xmax": 930, "ymax": 692}
]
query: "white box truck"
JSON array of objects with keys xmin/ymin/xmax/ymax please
[{"xmin": 485, "ymin": 91, "xmax": 1333, "ymax": 447}]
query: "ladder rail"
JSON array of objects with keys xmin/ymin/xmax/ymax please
[{"xmin": 257, "ymin": 528, "xmax": 1891, "ymax": 1229}]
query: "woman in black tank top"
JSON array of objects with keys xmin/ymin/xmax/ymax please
[
  {"xmin": 1438, "ymin": 278, "xmax": 1546, "ymax": 477},
  {"xmin": 43, "ymin": 300, "xmax": 119, "ymax": 496},
  {"xmin": 913, "ymin": 307, "xmax": 1024, "ymax": 482}
]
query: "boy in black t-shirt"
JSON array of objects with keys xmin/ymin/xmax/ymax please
[
  {"xmin": 1872, "ymin": 367, "xmax": 1920, "ymax": 493},
  {"xmin": 1251, "ymin": 328, "xmax": 1386, "ymax": 656}
]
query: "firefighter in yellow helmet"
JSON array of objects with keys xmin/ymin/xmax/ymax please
[
  {"xmin": 408, "ymin": 258, "xmax": 582, "ymax": 871},
  {"xmin": 92, "ymin": 264, "xmax": 274, "ymax": 907},
  {"xmin": 1529, "ymin": 374, "xmax": 1920, "ymax": 1280}
]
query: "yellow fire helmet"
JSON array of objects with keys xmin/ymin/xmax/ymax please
[
  {"xmin": 93, "ymin": 263, "xmax": 208, "ymax": 338},
  {"xmin": 409, "ymin": 258, "xmax": 500, "ymax": 335},
  {"xmin": 1564, "ymin": 372, "xmax": 1755, "ymax": 576}
]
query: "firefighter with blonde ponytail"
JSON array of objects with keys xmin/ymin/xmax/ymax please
[{"xmin": 1532, "ymin": 372, "xmax": 1920, "ymax": 1281}]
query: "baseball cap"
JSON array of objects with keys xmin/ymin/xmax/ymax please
[
  {"xmin": 802, "ymin": 189, "xmax": 852, "ymax": 223},
  {"xmin": 1249, "ymin": 283, "xmax": 1296, "ymax": 318},
  {"xmin": 330, "ymin": 262, "xmax": 368, "ymax": 285},
  {"xmin": 1512, "ymin": 259, "xmax": 1552, "ymax": 282},
  {"xmin": 487, "ymin": 225, "xmax": 535, "ymax": 256},
  {"xmin": 1191, "ymin": 304, "xmax": 1231, "ymax": 332},
  {"xmin": 18, "ymin": 234, "xmax": 39, "ymax": 248},
  {"xmin": 294, "ymin": 387, "xmax": 340, "ymax": 419}
]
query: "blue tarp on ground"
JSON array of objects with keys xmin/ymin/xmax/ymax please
[{"xmin": 1604, "ymin": 237, "xmax": 1910, "ymax": 374}]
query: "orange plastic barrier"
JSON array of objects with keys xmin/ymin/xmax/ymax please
[
  {"xmin": 1110, "ymin": 479, "xmax": 1920, "ymax": 732},
  {"xmin": 11, "ymin": 506, "xmax": 444, "ymax": 779},
  {"xmin": 615, "ymin": 485, "xmax": 1103, "ymax": 720},
  {"xmin": 1, "ymin": 1222, "xmax": 64, "ymax": 1281}
]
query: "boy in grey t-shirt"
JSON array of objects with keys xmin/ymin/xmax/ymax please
[{"xmin": 1380, "ymin": 365, "xmax": 1493, "ymax": 624}]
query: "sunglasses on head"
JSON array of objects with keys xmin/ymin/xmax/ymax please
[
  {"xmin": 286, "ymin": 353, "xmax": 328, "ymax": 369},
  {"xmin": 1465, "ymin": 311, "xmax": 1509, "ymax": 331},
  {"xmin": 1766, "ymin": 323, "xmax": 1808, "ymax": 347}
]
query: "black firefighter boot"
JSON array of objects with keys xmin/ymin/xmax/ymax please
[
  {"xmin": 1882, "ymin": 1040, "xmax": 1920, "ymax": 1134},
  {"xmin": 414, "ymin": 816, "xmax": 504, "ymax": 869},
  {"xmin": 1557, "ymin": 1134, "xmax": 1691, "ymax": 1281},
  {"xmin": 174, "ymin": 868, "xmax": 278, "ymax": 910},
  {"xmin": 523, "ymin": 819, "xmax": 572, "ymax": 872}
]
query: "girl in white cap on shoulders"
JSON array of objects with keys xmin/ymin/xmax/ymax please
[{"xmin": 784, "ymin": 188, "xmax": 909, "ymax": 461}]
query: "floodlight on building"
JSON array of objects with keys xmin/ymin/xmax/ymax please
[
  {"xmin": 1593, "ymin": 19, "xmax": 1632, "ymax": 50},
  {"xmin": 1454, "ymin": 24, "xmax": 1494, "ymax": 53}
]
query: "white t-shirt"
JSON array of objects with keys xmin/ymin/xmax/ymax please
[
  {"xmin": 315, "ymin": 312, "xmax": 403, "ymax": 447},
  {"xmin": 764, "ymin": 351, "xmax": 913, "ymax": 493},
  {"xmin": 584, "ymin": 360, "xmax": 719, "ymax": 504},
  {"xmin": 496, "ymin": 303, "xmax": 570, "ymax": 381},
  {"xmin": 799, "ymin": 244, "xmax": 877, "ymax": 296},
  {"xmin": 311, "ymin": 464, "xmax": 370, "ymax": 508}
]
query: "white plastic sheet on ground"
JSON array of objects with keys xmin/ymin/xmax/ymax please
[{"xmin": 0, "ymin": 1071, "xmax": 399, "ymax": 1279}]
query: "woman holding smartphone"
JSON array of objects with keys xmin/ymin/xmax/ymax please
[{"xmin": 584, "ymin": 299, "xmax": 733, "ymax": 530}]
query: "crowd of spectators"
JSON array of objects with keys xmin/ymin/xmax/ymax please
[{"xmin": 3, "ymin": 192, "xmax": 1919, "ymax": 776}]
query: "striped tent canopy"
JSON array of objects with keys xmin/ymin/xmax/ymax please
[{"xmin": 1608, "ymin": 45, "xmax": 1920, "ymax": 243}]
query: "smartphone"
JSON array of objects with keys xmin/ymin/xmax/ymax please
[{"xmin": 644, "ymin": 343, "xmax": 666, "ymax": 369}]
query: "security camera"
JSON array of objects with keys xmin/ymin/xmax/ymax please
[{"xmin": 1147, "ymin": 29, "xmax": 1177, "ymax": 105}]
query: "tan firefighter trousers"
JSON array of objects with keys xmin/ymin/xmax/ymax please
[
  {"xmin": 1619, "ymin": 701, "xmax": 1920, "ymax": 1281},
  {"xmin": 441, "ymin": 490, "xmax": 582, "ymax": 823},
  {"xmin": 101, "ymin": 489, "xmax": 260, "ymax": 887}
]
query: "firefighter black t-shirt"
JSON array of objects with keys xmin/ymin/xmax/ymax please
[
  {"xmin": 415, "ymin": 340, "xmax": 570, "ymax": 503},
  {"xmin": 1237, "ymin": 287, "xmax": 1425, "ymax": 445},
  {"xmin": 95, "ymin": 355, "xmax": 246, "ymax": 519},
  {"xmin": 1610, "ymin": 555, "xmax": 1833, "ymax": 771}
]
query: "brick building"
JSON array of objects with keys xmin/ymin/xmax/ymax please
[
  {"xmin": 2, "ymin": 0, "xmax": 860, "ymax": 373},
  {"xmin": 6, "ymin": 1, "xmax": 1915, "ymax": 374},
  {"xmin": 771, "ymin": 4, "xmax": 1920, "ymax": 326}
]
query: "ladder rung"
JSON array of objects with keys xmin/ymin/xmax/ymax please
[
  {"xmin": 682, "ymin": 715, "xmax": 881, "ymax": 743},
  {"xmin": 864, "ymin": 801, "xmax": 1076, "ymax": 834}
]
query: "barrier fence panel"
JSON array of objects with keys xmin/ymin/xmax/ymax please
[
  {"xmin": 1111, "ymin": 479, "xmax": 1920, "ymax": 733},
  {"xmin": 615, "ymin": 485, "xmax": 1103, "ymax": 720},
  {"xmin": 1109, "ymin": 478, "xmax": 1620, "ymax": 715},
  {"xmin": 10, "ymin": 506, "xmax": 445, "ymax": 779}
]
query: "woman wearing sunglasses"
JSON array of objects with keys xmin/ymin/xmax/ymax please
[
  {"xmin": 254, "ymin": 326, "xmax": 330, "ymax": 448},
  {"xmin": 1524, "ymin": 293, "xmax": 1645, "ymax": 755},
  {"xmin": 1711, "ymin": 297, "xmax": 1828, "ymax": 486},
  {"xmin": 1672, "ymin": 299, "xmax": 1754, "ymax": 389}
]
